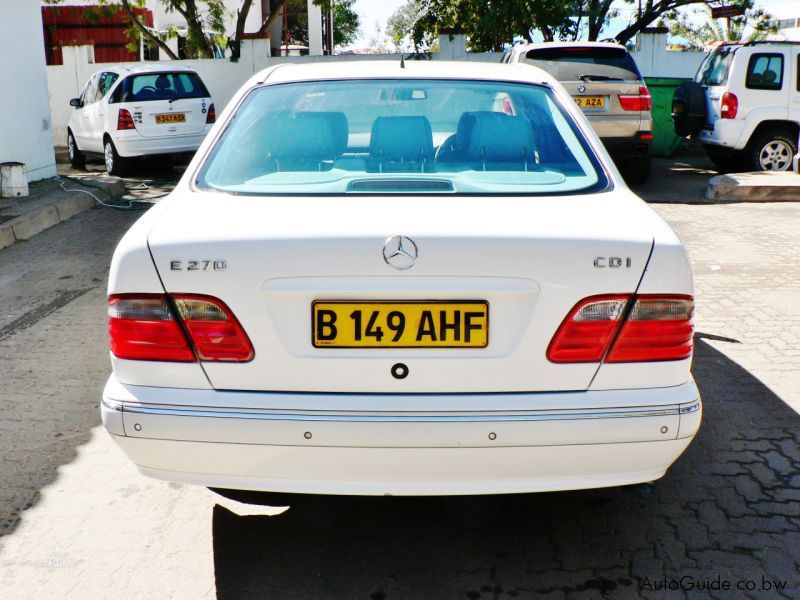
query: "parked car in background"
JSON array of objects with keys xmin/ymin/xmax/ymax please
[
  {"xmin": 67, "ymin": 65, "xmax": 215, "ymax": 175},
  {"xmin": 102, "ymin": 61, "xmax": 700, "ymax": 500},
  {"xmin": 503, "ymin": 42, "xmax": 653, "ymax": 185},
  {"xmin": 672, "ymin": 41, "xmax": 800, "ymax": 172}
]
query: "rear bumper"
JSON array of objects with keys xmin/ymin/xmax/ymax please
[
  {"xmin": 102, "ymin": 376, "xmax": 701, "ymax": 495},
  {"xmin": 600, "ymin": 134, "xmax": 652, "ymax": 159},
  {"xmin": 698, "ymin": 119, "xmax": 748, "ymax": 149},
  {"xmin": 111, "ymin": 128, "xmax": 210, "ymax": 157}
]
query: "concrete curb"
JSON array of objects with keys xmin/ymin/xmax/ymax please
[
  {"xmin": 0, "ymin": 177, "xmax": 124, "ymax": 251},
  {"xmin": 706, "ymin": 172, "xmax": 800, "ymax": 202}
]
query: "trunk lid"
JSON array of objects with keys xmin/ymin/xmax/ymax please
[
  {"xmin": 147, "ymin": 192, "xmax": 654, "ymax": 393},
  {"xmin": 125, "ymin": 96, "xmax": 210, "ymax": 137}
]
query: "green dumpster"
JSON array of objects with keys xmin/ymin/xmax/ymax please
[{"xmin": 645, "ymin": 77, "xmax": 690, "ymax": 157}]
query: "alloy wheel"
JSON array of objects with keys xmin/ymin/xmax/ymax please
[
  {"xmin": 104, "ymin": 142, "xmax": 114, "ymax": 172},
  {"xmin": 758, "ymin": 140, "xmax": 792, "ymax": 171}
]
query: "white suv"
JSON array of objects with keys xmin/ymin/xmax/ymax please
[
  {"xmin": 673, "ymin": 41, "xmax": 800, "ymax": 172},
  {"xmin": 67, "ymin": 65, "xmax": 215, "ymax": 175}
]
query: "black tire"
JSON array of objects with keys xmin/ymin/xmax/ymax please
[
  {"xmin": 622, "ymin": 153, "xmax": 651, "ymax": 186},
  {"xmin": 744, "ymin": 129, "xmax": 797, "ymax": 172},
  {"xmin": 672, "ymin": 81, "xmax": 707, "ymax": 138},
  {"xmin": 67, "ymin": 130, "xmax": 85, "ymax": 169},
  {"xmin": 104, "ymin": 137, "xmax": 129, "ymax": 176},
  {"xmin": 704, "ymin": 144, "xmax": 745, "ymax": 173}
]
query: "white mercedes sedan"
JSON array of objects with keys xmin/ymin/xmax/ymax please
[{"xmin": 102, "ymin": 61, "xmax": 701, "ymax": 497}]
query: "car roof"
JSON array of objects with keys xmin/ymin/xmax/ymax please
[
  {"xmin": 257, "ymin": 60, "xmax": 561, "ymax": 87},
  {"xmin": 517, "ymin": 41, "xmax": 628, "ymax": 52},
  {"xmin": 97, "ymin": 64, "xmax": 198, "ymax": 76}
]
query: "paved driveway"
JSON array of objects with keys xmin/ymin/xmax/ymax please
[{"xmin": 0, "ymin": 158, "xmax": 798, "ymax": 599}]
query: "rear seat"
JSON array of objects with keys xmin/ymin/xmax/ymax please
[
  {"xmin": 439, "ymin": 112, "xmax": 537, "ymax": 170},
  {"xmin": 369, "ymin": 116, "xmax": 434, "ymax": 172},
  {"xmin": 261, "ymin": 113, "xmax": 337, "ymax": 172}
]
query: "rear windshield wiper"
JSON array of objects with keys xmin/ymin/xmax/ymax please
[{"xmin": 578, "ymin": 74, "xmax": 625, "ymax": 82}]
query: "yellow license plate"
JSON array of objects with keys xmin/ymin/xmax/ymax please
[
  {"xmin": 155, "ymin": 113, "xmax": 186, "ymax": 124},
  {"xmin": 574, "ymin": 96, "xmax": 605, "ymax": 108},
  {"xmin": 312, "ymin": 301, "xmax": 489, "ymax": 348}
]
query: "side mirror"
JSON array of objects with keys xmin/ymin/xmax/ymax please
[{"xmin": 69, "ymin": 98, "xmax": 83, "ymax": 108}]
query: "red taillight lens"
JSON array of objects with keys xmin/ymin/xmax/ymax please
[
  {"xmin": 605, "ymin": 295, "xmax": 694, "ymax": 362},
  {"xmin": 172, "ymin": 295, "xmax": 253, "ymax": 361},
  {"xmin": 548, "ymin": 294, "xmax": 694, "ymax": 363},
  {"xmin": 108, "ymin": 294, "xmax": 254, "ymax": 363},
  {"xmin": 619, "ymin": 85, "xmax": 652, "ymax": 112},
  {"xmin": 720, "ymin": 92, "xmax": 738, "ymax": 119},
  {"xmin": 206, "ymin": 103, "xmax": 215, "ymax": 124},
  {"xmin": 109, "ymin": 295, "xmax": 195, "ymax": 362},
  {"xmin": 547, "ymin": 295, "xmax": 630, "ymax": 363},
  {"xmin": 117, "ymin": 108, "xmax": 135, "ymax": 130}
]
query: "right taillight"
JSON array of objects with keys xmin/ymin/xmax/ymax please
[
  {"xmin": 117, "ymin": 108, "xmax": 135, "ymax": 130},
  {"xmin": 605, "ymin": 295, "xmax": 694, "ymax": 362},
  {"xmin": 108, "ymin": 294, "xmax": 254, "ymax": 363},
  {"xmin": 206, "ymin": 103, "xmax": 216, "ymax": 124},
  {"xmin": 547, "ymin": 294, "xmax": 694, "ymax": 364},
  {"xmin": 720, "ymin": 92, "xmax": 738, "ymax": 119},
  {"xmin": 619, "ymin": 85, "xmax": 652, "ymax": 112}
]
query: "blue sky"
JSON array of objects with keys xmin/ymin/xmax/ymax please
[{"xmin": 347, "ymin": 0, "xmax": 798, "ymax": 49}]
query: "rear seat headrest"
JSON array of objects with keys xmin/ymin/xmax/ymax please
[
  {"xmin": 296, "ymin": 111, "xmax": 349, "ymax": 155},
  {"xmin": 370, "ymin": 116, "xmax": 434, "ymax": 162},
  {"xmin": 264, "ymin": 113, "xmax": 336, "ymax": 160},
  {"xmin": 463, "ymin": 112, "xmax": 535, "ymax": 164}
]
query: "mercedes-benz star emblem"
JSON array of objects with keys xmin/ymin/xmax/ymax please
[
  {"xmin": 578, "ymin": 85, "xmax": 586, "ymax": 94},
  {"xmin": 383, "ymin": 235, "xmax": 418, "ymax": 270}
]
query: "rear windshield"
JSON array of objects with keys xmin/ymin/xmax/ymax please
[
  {"xmin": 110, "ymin": 72, "xmax": 210, "ymax": 103},
  {"xmin": 694, "ymin": 47, "xmax": 734, "ymax": 86},
  {"xmin": 196, "ymin": 79, "xmax": 607, "ymax": 196},
  {"xmin": 523, "ymin": 47, "xmax": 642, "ymax": 82}
]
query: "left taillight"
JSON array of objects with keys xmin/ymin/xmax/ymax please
[
  {"xmin": 206, "ymin": 103, "xmax": 215, "ymax": 124},
  {"xmin": 117, "ymin": 108, "xmax": 135, "ymax": 130},
  {"xmin": 547, "ymin": 294, "xmax": 694, "ymax": 364},
  {"xmin": 720, "ymin": 91, "xmax": 738, "ymax": 119},
  {"xmin": 619, "ymin": 85, "xmax": 652, "ymax": 112},
  {"xmin": 108, "ymin": 294, "xmax": 253, "ymax": 363}
]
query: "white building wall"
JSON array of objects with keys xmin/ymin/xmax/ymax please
[
  {"xmin": 0, "ymin": 0, "xmax": 56, "ymax": 181},
  {"xmin": 437, "ymin": 32, "xmax": 706, "ymax": 78},
  {"xmin": 630, "ymin": 33, "xmax": 705, "ymax": 78}
]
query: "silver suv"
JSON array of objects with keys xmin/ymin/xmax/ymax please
[{"xmin": 504, "ymin": 42, "xmax": 653, "ymax": 184}]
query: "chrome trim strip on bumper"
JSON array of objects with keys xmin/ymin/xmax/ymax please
[{"xmin": 103, "ymin": 398, "xmax": 700, "ymax": 423}]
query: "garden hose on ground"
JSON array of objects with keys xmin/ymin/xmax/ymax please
[{"xmin": 57, "ymin": 174, "xmax": 174, "ymax": 211}]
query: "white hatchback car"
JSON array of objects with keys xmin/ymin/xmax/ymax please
[
  {"xmin": 103, "ymin": 61, "xmax": 701, "ymax": 498},
  {"xmin": 67, "ymin": 65, "xmax": 215, "ymax": 175}
]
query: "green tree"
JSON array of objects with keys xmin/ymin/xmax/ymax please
[
  {"xmin": 399, "ymin": 0, "xmax": 776, "ymax": 50},
  {"xmin": 407, "ymin": 0, "xmax": 575, "ymax": 51},
  {"xmin": 663, "ymin": 0, "xmax": 776, "ymax": 50},
  {"xmin": 281, "ymin": 0, "xmax": 360, "ymax": 50},
  {"xmin": 332, "ymin": 0, "xmax": 360, "ymax": 48}
]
